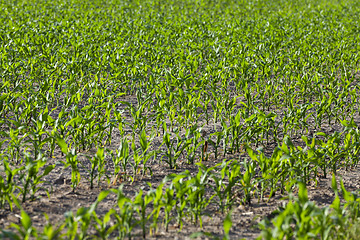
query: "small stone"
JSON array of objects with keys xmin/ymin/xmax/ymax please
[
  {"xmin": 237, "ymin": 204, "xmax": 246, "ymax": 210},
  {"xmin": 54, "ymin": 176, "xmax": 65, "ymax": 185}
]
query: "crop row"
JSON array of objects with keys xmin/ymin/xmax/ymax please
[{"xmin": 2, "ymin": 166, "xmax": 360, "ymax": 239}]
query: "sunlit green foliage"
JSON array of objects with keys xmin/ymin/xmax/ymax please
[{"xmin": 0, "ymin": 0, "xmax": 359, "ymax": 238}]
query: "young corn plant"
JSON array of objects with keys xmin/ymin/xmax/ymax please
[
  {"xmin": 209, "ymin": 160, "xmax": 236, "ymax": 213},
  {"xmin": 133, "ymin": 189, "xmax": 153, "ymax": 239},
  {"xmin": 187, "ymin": 163, "xmax": 213, "ymax": 227},
  {"xmin": 40, "ymin": 213, "xmax": 65, "ymax": 240},
  {"xmin": 162, "ymin": 186, "xmax": 176, "ymax": 232},
  {"xmin": 92, "ymin": 209, "xmax": 117, "ymax": 240},
  {"xmin": 184, "ymin": 125, "xmax": 205, "ymax": 164},
  {"xmin": 122, "ymin": 101, "xmax": 148, "ymax": 137},
  {"xmin": 110, "ymin": 139, "xmax": 130, "ymax": 185},
  {"xmin": 130, "ymin": 130, "xmax": 156, "ymax": 181},
  {"xmin": 110, "ymin": 186, "xmax": 135, "ymax": 240},
  {"xmin": 83, "ymin": 147, "xmax": 107, "ymax": 189},
  {"xmin": 239, "ymin": 158, "xmax": 256, "ymax": 205},
  {"xmin": 138, "ymin": 129, "xmax": 156, "ymax": 176},
  {"xmin": 24, "ymin": 120, "xmax": 50, "ymax": 160},
  {"xmin": 57, "ymin": 138, "xmax": 80, "ymax": 192},
  {"xmin": 148, "ymin": 182, "xmax": 164, "ymax": 235},
  {"xmin": 248, "ymin": 144, "xmax": 287, "ymax": 199},
  {"xmin": 171, "ymin": 174, "xmax": 191, "ymax": 230},
  {"xmin": 6, "ymin": 127, "xmax": 26, "ymax": 164},
  {"xmin": 1, "ymin": 210, "xmax": 38, "ymax": 240},
  {"xmin": 161, "ymin": 128, "xmax": 190, "ymax": 169},
  {"xmin": 207, "ymin": 131, "xmax": 223, "ymax": 160},
  {"xmin": 0, "ymin": 157, "xmax": 22, "ymax": 210},
  {"xmin": 18, "ymin": 152, "xmax": 55, "ymax": 203}
]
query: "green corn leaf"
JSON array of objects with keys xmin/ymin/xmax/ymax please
[
  {"xmin": 56, "ymin": 138, "xmax": 68, "ymax": 154},
  {"xmin": 298, "ymin": 182, "xmax": 308, "ymax": 203},
  {"xmin": 20, "ymin": 210, "xmax": 32, "ymax": 231},
  {"xmin": 223, "ymin": 211, "xmax": 232, "ymax": 237}
]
